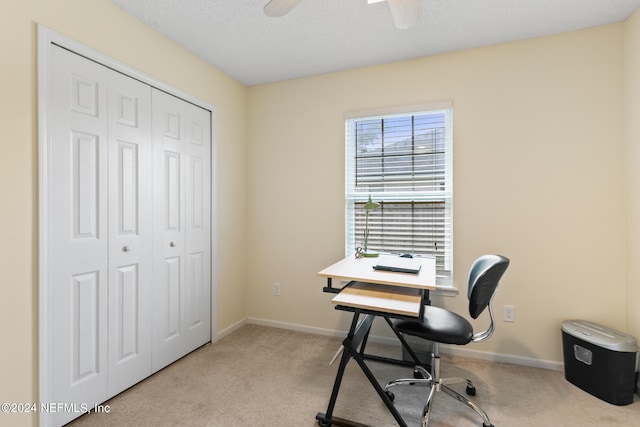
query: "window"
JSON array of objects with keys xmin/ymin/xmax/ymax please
[{"xmin": 345, "ymin": 103, "xmax": 453, "ymax": 275}]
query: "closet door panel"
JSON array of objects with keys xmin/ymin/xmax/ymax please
[
  {"xmin": 164, "ymin": 255, "xmax": 182, "ymax": 339},
  {"xmin": 152, "ymin": 89, "xmax": 187, "ymax": 372},
  {"xmin": 185, "ymin": 106, "xmax": 211, "ymax": 348},
  {"xmin": 49, "ymin": 45, "xmax": 109, "ymax": 427},
  {"xmin": 115, "ymin": 264, "xmax": 139, "ymax": 356},
  {"xmin": 152, "ymin": 90, "xmax": 210, "ymax": 372},
  {"xmin": 107, "ymin": 72, "xmax": 153, "ymax": 396},
  {"xmin": 71, "ymin": 271, "xmax": 100, "ymax": 381},
  {"xmin": 165, "ymin": 151, "xmax": 182, "ymax": 231}
]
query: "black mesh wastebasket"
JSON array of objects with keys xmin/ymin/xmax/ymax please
[{"xmin": 401, "ymin": 333, "xmax": 433, "ymax": 365}]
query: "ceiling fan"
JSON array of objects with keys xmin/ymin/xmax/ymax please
[{"xmin": 264, "ymin": 0, "xmax": 422, "ymax": 30}]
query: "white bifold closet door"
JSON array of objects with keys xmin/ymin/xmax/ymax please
[
  {"xmin": 46, "ymin": 45, "xmax": 210, "ymax": 426},
  {"xmin": 106, "ymin": 67, "xmax": 154, "ymax": 394},
  {"xmin": 49, "ymin": 46, "xmax": 153, "ymax": 425},
  {"xmin": 151, "ymin": 90, "xmax": 211, "ymax": 372}
]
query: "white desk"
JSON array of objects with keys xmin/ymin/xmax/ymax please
[
  {"xmin": 318, "ymin": 254, "xmax": 437, "ymax": 289},
  {"xmin": 319, "ymin": 254, "xmax": 458, "ymax": 298},
  {"xmin": 316, "ymin": 254, "xmax": 456, "ymax": 427}
]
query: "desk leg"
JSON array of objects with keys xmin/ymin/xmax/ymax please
[
  {"xmin": 316, "ymin": 313, "xmax": 362, "ymax": 426},
  {"xmin": 316, "ymin": 313, "xmax": 409, "ymax": 427},
  {"xmin": 357, "ymin": 317, "xmax": 430, "ymax": 370},
  {"xmin": 350, "ymin": 346, "xmax": 408, "ymax": 427}
]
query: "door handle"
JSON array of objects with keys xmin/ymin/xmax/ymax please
[
  {"xmin": 122, "ymin": 246, "xmax": 130, "ymax": 252},
  {"xmin": 170, "ymin": 241, "xmax": 176, "ymax": 247}
]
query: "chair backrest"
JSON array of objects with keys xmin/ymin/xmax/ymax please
[{"xmin": 467, "ymin": 254, "xmax": 510, "ymax": 319}]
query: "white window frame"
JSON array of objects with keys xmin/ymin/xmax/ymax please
[{"xmin": 345, "ymin": 102, "xmax": 453, "ymax": 275}]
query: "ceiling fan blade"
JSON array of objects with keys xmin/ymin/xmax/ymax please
[
  {"xmin": 264, "ymin": 0, "xmax": 302, "ymax": 17},
  {"xmin": 387, "ymin": 0, "xmax": 421, "ymax": 30}
]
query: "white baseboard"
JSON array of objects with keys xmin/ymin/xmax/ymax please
[
  {"xmin": 439, "ymin": 344, "xmax": 563, "ymax": 371},
  {"xmin": 245, "ymin": 317, "xmax": 564, "ymax": 372},
  {"xmin": 246, "ymin": 317, "xmax": 348, "ymax": 339},
  {"xmin": 217, "ymin": 317, "xmax": 249, "ymax": 340}
]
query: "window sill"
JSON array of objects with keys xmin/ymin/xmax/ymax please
[{"xmin": 434, "ymin": 274, "xmax": 458, "ymax": 297}]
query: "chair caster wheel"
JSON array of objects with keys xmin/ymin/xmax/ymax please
[
  {"xmin": 466, "ymin": 384, "xmax": 476, "ymax": 396},
  {"xmin": 318, "ymin": 420, "xmax": 331, "ymax": 427},
  {"xmin": 385, "ymin": 391, "xmax": 395, "ymax": 402},
  {"xmin": 413, "ymin": 368, "xmax": 428, "ymax": 379}
]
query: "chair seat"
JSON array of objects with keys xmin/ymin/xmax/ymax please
[{"xmin": 394, "ymin": 305, "xmax": 474, "ymax": 345}]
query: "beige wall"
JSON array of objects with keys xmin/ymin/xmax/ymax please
[
  {"xmin": 625, "ymin": 8, "xmax": 640, "ymax": 342},
  {"xmin": 0, "ymin": 1, "xmax": 248, "ymax": 425},
  {"xmin": 247, "ymin": 24, "xmax": 628, "ymax": 362}
]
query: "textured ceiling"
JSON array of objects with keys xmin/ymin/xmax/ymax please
[{"xmin": 109, "ymin": 0, "xmax": 640, "ymax": 86}]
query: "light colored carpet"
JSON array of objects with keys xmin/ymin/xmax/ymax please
[{"xmin": 67, "ymin": 324, "xmax": 639, "ymax": 426}]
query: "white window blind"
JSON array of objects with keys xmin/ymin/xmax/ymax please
[{"xmin": 345, "ymin": 105, "xmax": 453, "ymax": 274}]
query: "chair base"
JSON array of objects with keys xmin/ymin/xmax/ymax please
[{"xmin": 384, "ymin": 348, "xmax": 493, "ymax": 427}]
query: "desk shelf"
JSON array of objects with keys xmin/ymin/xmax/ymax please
[{"xmin": 332, "ymin": 282, "xmax": 422, "ymax": 318}]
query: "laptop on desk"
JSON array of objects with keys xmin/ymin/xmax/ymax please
[{"xmin": 373, "ymin": 256, "xmax": 422, "ymax": 274}]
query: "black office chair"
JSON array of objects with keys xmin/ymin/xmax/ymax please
[{"xmin": 384, "ymin": 254, "xmax": 510, "ymax": 427}]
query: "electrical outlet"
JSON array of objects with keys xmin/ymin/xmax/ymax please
[
  {"xmin": 273, "ymin": 283, "xmax": 281, "ymax": 296},
  {"xmin": 503, "ymin": 305, "xmax": 515, "ymax": 322}
]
